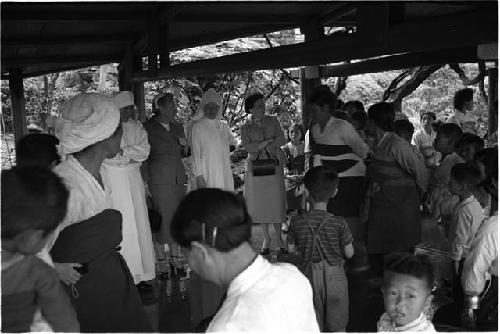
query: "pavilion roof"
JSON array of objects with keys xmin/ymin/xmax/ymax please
[{"xmin": 1, "ymin": 1, "xmax": 497, "ymax": 80}]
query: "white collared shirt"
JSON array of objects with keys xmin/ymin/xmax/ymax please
[
  {"xmin": 447, "ymin": 110, "xmax": 476, "ymax": 134},
  {"xmin": 207, "ymin": 255, "xmax": 319, "ymax": 332},
  {"xmin": 449, "ymin": 195, "xmax": 485, "ymax": 260},
  {"xmin": 377, "ymin": 312, "xmax": 435, "ymax": 332},
  {"xmin": 462, "ymin": 214, "xmax": 498, "ymax": 296}
]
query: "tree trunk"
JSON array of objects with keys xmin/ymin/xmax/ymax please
[{"xmin": 98, "ymin": 65, "xmax": 108, "ymax": 92}]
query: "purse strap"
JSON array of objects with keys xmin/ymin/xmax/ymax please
[{"xmin": 255, "ymin": 147, "xmax": 272, "ymax": 161}]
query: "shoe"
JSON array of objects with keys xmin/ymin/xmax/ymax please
[{"xmin": 261, "ymin": 248, "xmax": 270, "ymax": 256}]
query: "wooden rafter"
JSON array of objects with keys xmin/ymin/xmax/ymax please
[{"xmin": 1, "ymin": 34, "xmax": 135, "ymax": 47}]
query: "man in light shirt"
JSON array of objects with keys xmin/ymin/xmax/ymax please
[{"xmin": 447, "ymin": 88, "xmax": 477, "ymax": 134}]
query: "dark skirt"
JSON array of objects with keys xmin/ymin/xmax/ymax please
[
  {"xmin": 366, "ymin": 184, "xmax": 421, "ymax": 254},
  {"xmin": 327, "ymin": 176, "xmax": 366, "ymax": 217},
  {"xmin": 51, "ymin": 209, "xmax": 152, "ymax": 333}
]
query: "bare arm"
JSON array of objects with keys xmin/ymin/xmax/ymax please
[{"xmin": 344, "ymin": 243, "xmax": 354, "ymax": 259}]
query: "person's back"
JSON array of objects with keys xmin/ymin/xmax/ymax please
[
  {"xmin": 207, "ymin": 257, "xmax": 317, "ymax": 332},
  {"xmin": 287, "ymin": 166, "xmax": 354, "ymax": 331}
]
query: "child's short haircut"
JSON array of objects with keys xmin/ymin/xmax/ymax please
[
  {"xmin": 454, "ymin": 88, "xmax": 474, "ymax": 110},
  {"xmin": 450, "ymin": 163, "xmax": 482, "ymax": 189},
  {"xmin": 383, "ymin": 252, "xmax": 435, "ymax": 291},
  {"xmin": 342, "ymin": 100, "xmax": 365, "ymax": 115},
  {"xmin": 1, "ymin": 167, "xmax": 69, "ymax": 240},
  {"xmin": 458, "ymin": 133, "xmax": 485, "ymax": 153},
  {"xmin": 304, "ymin": 166, "xmax": 339, "ymax": 202},
  {"xmin": 394, "ymin": 119, "xmax": 414, "ymax": 136},
  {"xmin": 475, "ymin": 147, "xmax": 498, "ymax": 182},
  {"xmin": 16, "ymin": 133, "xmax": 60, "ymax": 168},
  {"xmin": 421, "ymin": 112, "xmax": 437, "ymax": 121},
  {"xmin": 436, "ymin": 123, "xmax": 463, "ymax": 148},
  {"xmin": 289, "ymin": 123, "xmax": 304, "ymax": 139}
]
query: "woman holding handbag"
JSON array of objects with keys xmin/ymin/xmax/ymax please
[{"xmin": 241, "ymin": 93, "xmax": 287, "ymax": 255}]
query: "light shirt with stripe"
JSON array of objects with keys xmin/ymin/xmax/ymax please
[{"xmin": 288, "ymin": 210, "xmax": 353, "ymax": 266}]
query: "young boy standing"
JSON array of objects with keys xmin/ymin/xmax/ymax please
[
  {"xmin": 378, "ymin": 252, "xmax": 436, "ymax": 332},
  {"xmin": 448, "ymin": 163, "xmax": 484, "ymax": 302},
  {"xmin": 287, "ymin": 166, "xmax": 354, "ymax": 332}
]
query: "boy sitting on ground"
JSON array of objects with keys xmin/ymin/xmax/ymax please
[
  {"xmin": 1, "ymin": 167, "xmax": 79, "ymax": 332},
  {"xmin": 287, "ymin": 166, "xmax": 354, "ymax": 332},
  {"xmin": 448, "ymin": 163, "xmax": 483, "ymax": 303},
  {"xmin": 378, "ymin": 252, "xmax": 436, "ymax": 332}
]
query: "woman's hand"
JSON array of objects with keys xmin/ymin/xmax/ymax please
[
  {"xmin": 54, "ymin": 262, "xmax": 82, "ymax": 285},
  {"xmin": 258, "ymin": 139, "xmax": 273, "ymax": 151},
  {"xmin": 196, "ymin": 175, "xmax": 207, "ymax": 188}
]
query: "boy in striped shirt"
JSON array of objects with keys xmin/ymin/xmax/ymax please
[{"xmin": 288, "ymin": 166, "xmax": 354, "ymax": 332}]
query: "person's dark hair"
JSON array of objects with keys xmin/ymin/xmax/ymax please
[
  {"xmin": 157, "ymin": 92, "xmax": 174, "ymax": 108},
  {"xmin": 367, "ymin": 102, "xmax": 395, "ymax": 132},
  {"xmin": 432, "ymin": 119, "xmax": 443, "ymax": 132},
  {"xmin": 170, "ymin": 188, "xmax": 252, "ymax": 252},
  {"xmin": 1, "ymin": 167, "xmax": 69, "ymax": 240},
  {"xmin": 454, "ymin": 88, "xmax": 474, "ymax": 110},
  {"xmin": 307, "ymin": 85, "xmax": 338, "ymax": 111},
  {"xmin": 394, "ymin": 119, "xmax": 414, "ymax": 137},
  {"xmin": 421, "ymin": 112, "xmax": 437, "ymax": 122},
  {"xmin": 304, "ymin": 166, "xmax": 339, "ymax": 202},
  {"xmin": 342, "ymin": 100, "xmax": 365, "ymax": 115},
  {"xmin": 336, "ymin": 98, "xmax": 344, "ymax": 109},
  {"xmin": 383, "ymin": 252, "xmax": 436, "ymax": 291},
  {"xmin": 475, "ymin": 147, "xmax": 498, "ymax": 182},
  {"xmin": 458, "ymin": 133, "xmax": 485, "ymax": 153},
  {"xmin": 437, "ymin": 123, "xmax": 463, "ymax": 148},
  {"xmin": 16, "ymin": 133, "xmax": 60, "ymax": 169},
  {"xmin": 333, "ymin": 110, "xmax": 350, "ymax": 121},
  {"xmin": 351, "ymin": 110, "xmax": 367, "ymax": 129},
  {"xmin": 289, "ymin": 123, "xmax": 304, "ymax": 140},
  {"xmin": 450, "ymin": 163, "xmax": 482, "ymax": 189},
  {"xmin": 244, "ymin": 93, "xmax": 264, "ymax": 114}
]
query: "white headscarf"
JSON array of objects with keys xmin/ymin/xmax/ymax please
[
  {"xmin": 54, "ymin": 92, "xmax": 120, "ymax": 155},
  {"xmin": 187, "ymin": 88, "xmax": 223, "ymax": 143}
]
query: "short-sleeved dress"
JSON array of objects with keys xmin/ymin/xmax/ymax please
[{"xmin": 241, "ymin": 116, "xmax": 287, "ymax": 224}]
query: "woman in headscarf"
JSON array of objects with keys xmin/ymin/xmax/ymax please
[
  {"xmin": 143, "ymin": 92, "xmax": 188, "ymax": 267},
  {"xmin": 187, "ymin": 88, "xmax": 237, "ymax": 191},
  {"xmin": 241, "ymin": 92, "xmax": 287, "ymax": 255},
  {"xmin": 365, "ymin": 102, "xmax": 428, "ymax": 280},
  {"xmin": 47, "ymin": 92, "xmax": 151, "ymax": 332}
]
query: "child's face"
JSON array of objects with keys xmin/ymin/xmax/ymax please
[
  {"xmin": 449, "ymin": 176, "xmax": 465, "ymax": 196},
  {"xmin": 460, "ymin": 145, "xmax": 478, "ymax": 164},
  {"xmin": 289, "ymin": 129, "xmax": 302, "ymax": 143},
  {"xmin": 16, "ymin": 230, "xmax": 48, "ymax": 255},
  {"xmin": 382, "ymin": 271, "xmax": 432, "ymax": 327},
  {"xmin": 433, "ymin": 132, "xmax": 454, "ymax": 154}
]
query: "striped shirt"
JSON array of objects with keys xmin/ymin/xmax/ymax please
[{"xmin": 288, "ymin": 210, "xmax": 353, "ymax": 266}]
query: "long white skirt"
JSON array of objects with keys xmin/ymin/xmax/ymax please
[{"xmin": 102, "ymin": 162, "xmax": 155, "ymax": 283}]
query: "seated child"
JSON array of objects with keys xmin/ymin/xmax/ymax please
[
  {"xmin": 1, "ymin": 167, "xmax": 79, "ymax": 332},
  {"xmin": 282, "ymin": 124, "xmax": 306, "ymax": 214},
  {"xmin": 378, "ymin": 252, "xmax": 436, "ymax": 332},
  {"xmin": 287, "ymin": 166, "xmax": 354, "ymax": 332}
]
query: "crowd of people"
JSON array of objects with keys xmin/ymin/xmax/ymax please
[{"xmin": 1, "ymin": 85, "xmax": 497, "ymax": 333}]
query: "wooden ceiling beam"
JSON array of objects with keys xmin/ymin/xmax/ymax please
[
  {"xmin": 1, "ymin": 34, "xmax": 135, "ymax": 47},
  {"xmin": 171, "ymin": 13, "xmax": 309, "ymax": 24},
  {"xmin": 2, "ymin": 55, "xmax": 120, "ymax": 67},
  {"xmin": 18, "ymin": 61, "xmax": 115, "ymax": 79},
  {"xmin": 319, "ymin": 4, "xmax": 357, "ymax": 26},
  {"xmin": 319, "ymin": 47, "xmax": 480, "ymax": 78},
  {"xmin": 1, "ymin": 10, "xmax": 150, "ymax": 22},
  {"xmin": 132, "ymin": 8, "xmax": 496, "ymax": 81}
]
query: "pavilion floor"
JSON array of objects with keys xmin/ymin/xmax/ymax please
[{"xmin": 139, "ymin": 214, "xmax": 455, "ymax": 332}]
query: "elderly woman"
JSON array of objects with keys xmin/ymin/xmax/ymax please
[
  {"xmin": 241, "ymin": 93, "xmax": 287, "ymax": 255},
  {"xmin": 188, "ymin": 88, "xmax": 237, "ymax": 191},
  {"xmin": 171, "ymin": 188, "xmax": 319, "ymax": 332},
  {"xmin": 365, "ymin": 102, "xmax": 428, "ymax": 279},
  {"xmin": 48, "ymin": 93, "xmax": 151, "ymax": 332},
  {"xmin": 143, "ymin": 92, "xmax": 188, "ymax": 267}
]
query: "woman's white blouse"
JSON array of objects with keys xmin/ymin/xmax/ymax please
[{"xmin": 207, "ymin": 255, "xmax": 319, "ymax": 332}]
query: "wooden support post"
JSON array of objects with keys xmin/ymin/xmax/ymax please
[
  {"xmin": 118, "ymin": 47, "xmax": 134, "ymax": 91},
  {"xmin": 299, "ymin": 21, "xmax": 323, "ymax": 130},
  {"xmin": 159, "ymin": 23, "xmax": 170, "ymax": 69},
  {"xmin": 148, "ymin": 10, "xmax": 159, "ymax": 76},
  {"xmin": 9, "ymin": 68, "xmax": 27, "ymax": 145},
  {"xmin": 487, "ymin": 68, "xmax": 497, "ymax": 146},
  {"xmin": 133, "ymin": 56, "xmax": 146, "ymax": 122}
]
